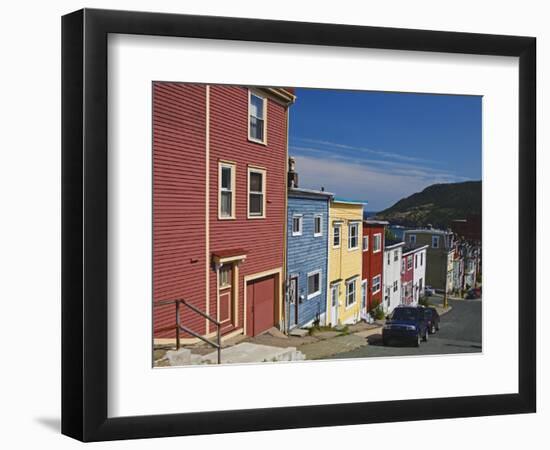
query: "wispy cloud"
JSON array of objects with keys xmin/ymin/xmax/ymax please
[
  {"xmin": 289, "ymin": 142, "xmax": 470, "ymax": 210},
  {"xmin": 295, "ymin": 137, "xmax": 439, "ymax": 164}
]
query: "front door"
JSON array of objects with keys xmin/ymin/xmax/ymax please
[
  {"xmin": 288, "ymin": 276, "xmax": 298, "ymax": 328},
  {"xmin": 218, "ymin": 264, "xmax": 234, "ymax": 331},
  {"xmin": 330, "ymin": 283, "xmax": 339, "ymax": 326}
]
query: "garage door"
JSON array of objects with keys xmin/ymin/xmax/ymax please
[{"xmin": 246, "ymin": 275, "xmax": 276, "ymax": 336}]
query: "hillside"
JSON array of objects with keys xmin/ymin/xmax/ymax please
[{"xmin": 375, "ymin": 181, "xmax": 481, "ymax": 228}]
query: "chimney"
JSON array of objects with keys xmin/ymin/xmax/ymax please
[{"xmin": 288, "ymin": 156, "xmax": 299, "ymax": 188}]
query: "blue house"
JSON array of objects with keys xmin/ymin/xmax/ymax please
[{"xmin": 286, "ymin": 187, "xmax": 332, "ymax": 330}]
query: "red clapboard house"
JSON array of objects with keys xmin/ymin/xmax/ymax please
[
  {"xmin": 153, "ymin": 83, "xmax": 295, "ymax": 344},
  {"xmin": 362, "ymin": 220, "xmax": 388, "ymax": 314}
]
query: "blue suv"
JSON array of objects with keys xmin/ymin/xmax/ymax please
[{"xmin": 382, "ymin": 306, "xmax": 429, "ymax": 347}]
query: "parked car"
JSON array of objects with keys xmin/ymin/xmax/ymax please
[
  {"xmin": 424, "ymin": 307, "xmax": 440, "ymax": 334},
  {"xmin": 382, "ymin": 306, "xmax": 429, "ymax": 347},
  {"xmin": 424, "ymin": 286, "xmax": 435, "ymax": 296},
  {"xmin": 466, "ymin": 287, "xmax": 481, "ymax": 299}
]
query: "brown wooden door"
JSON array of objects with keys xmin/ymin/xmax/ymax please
[{"xmin": 246, "ymin": 275, "xmax": 276, "ymax": 336}]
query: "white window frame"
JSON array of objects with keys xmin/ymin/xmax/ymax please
[
  {"xmin": 292, "ymin": 214, "xmax": 303, "ymax": 236},
  {"xmin": 307, "ymin": 270, "xmax": 322, "ymax": 299},
  {"xmin": 409, "ymin": 234, "xmax": 417, "ymax": 244},
  {"xmin": 218, "ymin": 161, "xmax": 236, "ymax": 219},
  {"xmin": 333, "ymin": 224, "xmax": 341, "ymax": 248},
  {"xmin": 407, "ymin": 255, "xmax": 413, "ymax": 270},
  {"xmin": 372, "ymin": 274, "xmax": 381, "ymax": 294},
  {"xmin": 314, "ymin": 214, "xmax": 323, "ymax": 237},
  {"xmin": 247, "ymin": 167, "xmax": 266, "ymax": 219},
  {"xmin": 248, "ymin": 90, "xmax": 267, "ymax": 144},
  {"xmin": 348, "ymin": 222, "xmax": 359, "ymax": 251},
  {"xmin": 362, "ymin": 235, "xmax": 369, "ymax": 251},
  {"xmin": 345, "ymin": 277, "xmax": 357, "ymax": 307},
  {"xmin": 373, "ymin": 233, "xmax": 382, "ymax": 253},
  {"xmin": 432, "ymin": 235, "xmax": 440, "ymax": 248}
]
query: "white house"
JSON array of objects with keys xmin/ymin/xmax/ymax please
[
  {"xmin": 383, "ymin": 240, "xmax": 404, "ymax": 313},
  {"xmin": 412, "ymin": 245, "xmax": 429, "ymax": 303}
]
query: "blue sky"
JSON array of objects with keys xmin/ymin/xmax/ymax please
[{"xmin": 288, "ymin": 88, "xmax": 482, "ymax": 211}]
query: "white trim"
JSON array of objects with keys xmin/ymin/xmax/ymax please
[
  {"xmin": 348, "ymin": 222, "xmax": 359, "ymax": 251},
  {"xmin": 373, "ymin": 232, "xmax": 382, "ymax": 253},
  {"xmin": 247, "ymin": 166, "xmax": 266, "ymax": 219},
  {"xmin": 313, "ymin": 214, "xmax": 323, "ymax": 237},
  {"xmin": 218, "ymin": 161, "xmax": 236, "ymax": 220},
  {"xmin": 332, "ymin": 223, "xmax": 341, "ymax": 248},
  {"xmin": 306, "ymin": 269, "xmax": 322, "ymax": 300},
  {"xmin": 292, "ymin": 214, "xmax": 303, "ymax": 236},
  {"xmin": 407, "ymin": 254, "xmax": 413, "ymax": 270},
  {"xmin": 362, "ymin": 234, "xmax": 369, "ymax": 252},
  {"xmin": 247, "ymin": 89, "xmax": 267, "ymax": 145},
  {"xmin": 345, "ymin": 276, "xmax": 358, "ymax": 308},
  {"xmin": 372, "ymin": 274, "xmax": 382, "ymax": 294},
  {"xmin": 205, "ymin": 85, "xmax": 210, "ymax": 333}
]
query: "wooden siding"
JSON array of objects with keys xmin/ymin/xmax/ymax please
[
  {"xmin": 328, "ymin": 202, "xmax": 363, "ymax": 325},
  {"xmin": 286, "ymin": 194, "xmax": 330, "ymax": 328},
  {"xmin": 208, "ymin": 86, "xmax": 287, "ymax": 334},
  {"xmin": 362, "ymin": 223, "xmax": 385, "ymax": 311},
  {"xmin": 153, "ymin": 83, "xmax": 207, "ymax": 338}
]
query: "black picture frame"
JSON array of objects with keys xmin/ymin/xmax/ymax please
[{"xmin": 62, "ymin": 8, "xmax": 536, "ymax": 442}]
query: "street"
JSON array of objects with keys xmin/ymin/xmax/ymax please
[{"xmin": 325, "ymin": 297, "xmax": 482, "ymax": 359}]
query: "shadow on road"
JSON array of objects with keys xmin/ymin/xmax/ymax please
[{"xmin": 367, "ymin": 333, "xmax": 417, "ymax": 348}]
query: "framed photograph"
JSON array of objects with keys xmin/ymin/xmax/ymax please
[{"xmin": 62, "ymin": 8, "xmax": 536, "ymax": 442}]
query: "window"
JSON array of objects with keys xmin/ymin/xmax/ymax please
[
  {"xmin": 249, "ymin": 92, "xmax": 266, "ymax": 143},
  {"xmin": 219, "ymin": 265, "xmax": 232, "ymax": 288},
  {"xmin": 407, "ymin": 255, "xmax": 413, "ymax": 270},
  {"xmin": 394, "ymin": 250, "xmax": 399, "ymax": 261},
  {"xmin": 348, "ymin": 222, "xmax": 359, "ymax": 250},
  {"xmin": 362, "ymin": 235, "xmax": 369, "ymax": 251},
  {"xmin": 248, "ymin": 168, "xmax": 265, "ymax": 218},
  {"xmin": 401, "ymin": 259, "xmax": 405, "ymax": 274},
  {"xmin": 373, "ymin": 233, "xmax": 382, "ymax": 253},
  {"xmin": 219, "ymin": 162, "xmax": 235, "ymax": 218},
  {"xmin": 432, "ymin": 235, "xmax": 440, "ymax": 248},
  {"xmin": 415, "ymin": 254, "xmax": 418, "ymax": 269},
  {"xmin": 393, "ymin": 280, "xmax": 398, "ymax": 292},
  {"xmin": 314, "ymin": 214, "xmax": 323, "ymax": 237},
  {"xmin": 409, "ymin": 234, "xmax": 416, "ymax": 244},
  {"xmin": 372, "ymin": 275, "xmax": 381, "ymax": 294},
  {"xmin": 307, "ymin": 271, "xmax": 321, "ymax": 299},
  {"xmin": 333, "ymin": 224, "xmax": 341, "ymax": 248},
  {"xmin": 419, "ymin": 278, "xmax": 423, "ymax": 293},
  {"xmin": 346, "ymin": 278, "xmax": 357, "ymax": 306},
  {"xmin": 292, "ymin": 215, "xmax": 302, "ymax": 236},
  {"xmin": 387, "ymin": 252, "xmax": 391, "ymax": 265},
  {"xmin": 421, "ymin": 252, "xmax": 424, "ymax": 266}
]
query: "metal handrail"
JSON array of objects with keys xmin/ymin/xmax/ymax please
[{"xmin": 154, "ymin": 299, "xmax": 222, "ymax": 364}]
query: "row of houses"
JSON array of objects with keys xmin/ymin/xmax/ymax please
[{"xmin": 152, "ymin": 83, "xmax": 475, "ymax": 347}]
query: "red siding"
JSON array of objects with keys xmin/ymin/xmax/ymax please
[
  {"xmin": 153, "ymin": 84, "xmax": 288, "ymax": 339},
  {"xmin": 153, "ymin": 83, "xmax": 207, "ymax": 338},
  {"xmin": 362, "ymin": 223, "xmax": 385, "ymax": 310}
]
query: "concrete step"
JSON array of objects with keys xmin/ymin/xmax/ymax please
[{"xmin": 201, "ymin": 342, "xmax": 305, "ymax": 364}]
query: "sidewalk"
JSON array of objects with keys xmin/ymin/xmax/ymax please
[{"xmin": 154, "ymin": 305, "xmax": 454, "ymax": 365}]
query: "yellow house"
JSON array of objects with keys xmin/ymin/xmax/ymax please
[{"xmin": 327, "ymin": 200, "xmax": 364, "ymax": 326}]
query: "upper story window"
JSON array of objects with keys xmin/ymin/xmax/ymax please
[
  {"xmin": 362, "ymin": 235, "xmax": 369, "ymax": 251},
  {"xmin": 333, "ymin": 224, "xmax": 341, "ymax": 248},
  {"xmin": 249, "ymin": 91, "xmax": 266, "ymax": 144},
  {"xmin": 401, "ymin": 259, "xmax": 405, "ymax": 274},
  {"xmin": 421, "ymin": 252, "xmax": 424, "ymax": 266},
  {"xmin": 292, "ymin": 215, "xmax": 303, "ymax": 236},
  {"xmin": 407, "ymin": 255, "xmax": 413, "ymax": 270},
  {"xmin": 219, "ymin": 162, "xmax": 235, "ymax": 219},
  {"xmin": 348, "ymin": 222, "xmax": 359, "ymax": 250},
  {"xmin": 346, "ymin": 278, "xmax": 357, "ymax": 306},
  {"xmin": 394, "ymin": 250, "xmax": 399, "ymax": 262},
  {"xmin": 373, "ymin": 233, "xmax": 382, "ymax": 253},
  {"xmin": 314, "ymin": 214, "xmax": 323, "ymax": 237},
  {"xmin": 432, "ymin": 235, "xmax": 440, "ymax": 248},
  {"xmin": 415, "ymin": 254, "xmax": 418, "ymax": 269},
  {"xmin": 372, "ymin": 275, "xmax": 381, "ymax": 294},
  {"xmin": 409, "ymin": 234, "xmax": 416, "ymax": 244},
  {"xmin": 387, "ymin": 252, "xmax": 391, "ymax": 265},
  {"xmin": 248, "ymin": 167, "xmax": 266, "ymax": 218}
]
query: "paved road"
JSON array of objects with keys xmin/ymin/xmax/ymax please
[{"xmin": 325, "ymin": 298, "xmax": 482, "ymax": 359}]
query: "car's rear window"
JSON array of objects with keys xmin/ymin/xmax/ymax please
[{"xmin": 391, "ymin": 308, "xmax": 418, "ymax": 321}]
